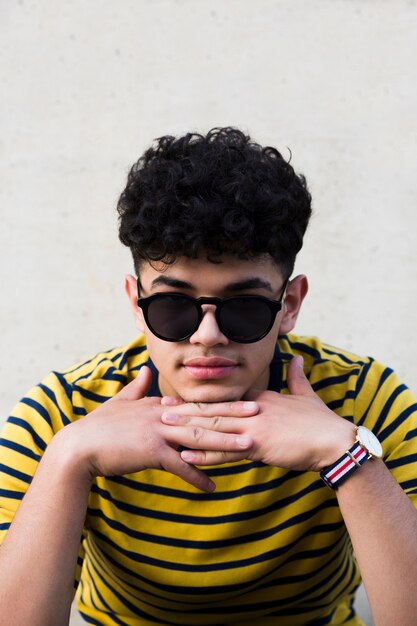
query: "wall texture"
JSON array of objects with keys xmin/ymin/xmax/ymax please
[
  {"xmin": 1, "ymin": 0, "xmax": 417, "ymax": 415},
  {"xmin": 1, "ymin": 2, "xmax": 417, "ymax": 623}
]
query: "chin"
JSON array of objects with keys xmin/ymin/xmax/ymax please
[{"xmin": 180, "ymin": 386, "xmax": 244, "ymax": 404}]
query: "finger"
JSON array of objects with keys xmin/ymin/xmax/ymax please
[
  {"xmin": 161, "ymin": 396, "xmax": 184, "ymax": 407},
  {"xmin": 170, "ymin": 400, "xmax": 258, "ymax": 418},
  {"xmin": 163, "ymin": 424, "xmax": 253, "ymax": 451},
  {"xmin": 161, "ymin": 448, "xmax": 215, "ymax": 492},
  {"xmin": 287, "ymin": 356, "xmax": 315, "ymax": 397},
  {"xmin": 162, "ymin": 412, "xmax": 244, "ymax": 433},
  {"xmin": 111, "ymin": 366, "xmax": 152, "ymax": 402},
  {"xmin": 180, "ymin": 449, "xmax": 249, "ymax": 466}
]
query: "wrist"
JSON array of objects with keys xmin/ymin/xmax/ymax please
[
  {"xmin": 45, "ymin": 424, "xmax": 95, "ymax": 487},
  {"xmin": 319, "ymin": 425, "xmax": 383, "ymax": 490},
  {"xmin": 317, "ymin": 419, "xmax": 356, "ymax": 471}
]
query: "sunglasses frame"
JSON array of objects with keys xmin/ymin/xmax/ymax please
[{"xmin": 136, "ymin": 279, "xmax": 288, "ymax": 343}]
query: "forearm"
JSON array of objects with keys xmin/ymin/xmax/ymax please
[
  {"xmin": 0, "ymin": 431, "xmax": 92, "ymax": 626},
  {"xmin": 336, "ymin": 460, "xmax": 417, "ymax": 626}
]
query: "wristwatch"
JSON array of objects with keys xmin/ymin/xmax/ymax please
[{"xmin": 320, "ymin": 425, "xmax": 383, "ymax": 490}]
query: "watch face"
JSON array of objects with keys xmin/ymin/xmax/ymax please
[{"xmin": 357, "ymin": 426, "xmax": 383, "ymax": 458}]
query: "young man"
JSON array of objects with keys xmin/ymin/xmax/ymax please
[{"xmin": 0, "ymin": 128, "xmax": 417, "ymax": 626}]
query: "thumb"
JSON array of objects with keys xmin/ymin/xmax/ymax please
[
  {"xmin": 112, "ymin": 366, "xmax": 152, "ymax": 402},
  {"xmin": 287, "ymin": 356, "xmax": 314, "ymax": 396}
]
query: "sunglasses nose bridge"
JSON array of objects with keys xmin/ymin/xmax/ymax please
[
  {"xmin": 196, "ymin": 301, "xmax": 221, "ymax": 330},
  {"xmin": 198, "ymin": 298, "xmax": 227, "ymax": 327},
  {"xmin": 189, "ymin": 300, "xmax": 229, "ymax": 346},
  {"xmin": 199, "ymin": 302, "xmax": 218, "ymax": 314},
  {"xmin": 195, "ymin": 297, "xmax": 222, "ymax": 320}
]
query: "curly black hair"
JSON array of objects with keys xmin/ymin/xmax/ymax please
[{"xmin": 117, "ymin": 127, "xmax": 312, "ymax": 278}]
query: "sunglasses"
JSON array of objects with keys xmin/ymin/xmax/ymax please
[{"xmin": 137, "ymin": 279, "xmax": 288, "ymax": 343}]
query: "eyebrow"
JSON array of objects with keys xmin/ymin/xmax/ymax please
[
  {"xmin": 151, "ymin": 276, "xmax": 194, "ymax": 289},
  {"xmin": 150, "ymin": 275, "xmax": 274, "ymax": 293},
  {"xmin": 225, "ymin": 278, "xmax": 274, "ymax": 293}
]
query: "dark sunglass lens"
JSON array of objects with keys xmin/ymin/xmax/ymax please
[
  {"xmin": 147, "ymin": 296, "xmax": 199, "ymax": 340},
  {"xmin": 220, "ymin": 298, "xmax": 273, "ymax": 342}
]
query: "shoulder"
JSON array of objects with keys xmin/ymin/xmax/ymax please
[
  {"xmin": 53, "ymin": 335, "xmax": 150, "ymax": 410},
  {"xmin": 278, "ymin": 332, "xmax": 409, "ymax": 396},
  {"xmin": 279, "ymin": 334, "xmax": 417, "ymax": 444},
  {"xmin": 278, "ymin": 333, "xmax": 414, "ymax": 414},
  {"xmin": 59, "ymin": 335, "xmax": 149, "ymax": 386},
  {"xmin": 277, "ymin": 334, "xmax": 376, "ymax": 411},
  {"xmin": 278, "ymin": 333, "xmax": 371, "ymax": 376},
  {"xmin": 5, "ymin": 336, "xmax": 150, "ymax": 436}
]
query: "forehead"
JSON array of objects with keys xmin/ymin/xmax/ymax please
[{"xmin": 139, "ymin": 255, "xmax": 284, "ymax": 292}]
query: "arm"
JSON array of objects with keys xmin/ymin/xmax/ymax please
[
  {"xmin": 336, "ymin": 459, "xmax": 417, "ymax": 626},
  {"xmin": 0, "ymin": 440, "xmax": 92, "ymax": 626},
  {"xmin": 0, "ymin": 366, "xmax": 256, "ymax": 626},
  {"xmin": 161, "ymin": 356, "xmax": 417, "ymax": 626}
]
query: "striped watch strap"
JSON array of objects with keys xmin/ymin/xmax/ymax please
[{"xmin": 320, "ymin": 442, "xmax": 369, "ymax": 489}]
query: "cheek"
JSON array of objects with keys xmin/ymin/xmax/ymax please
[
  {"xmin": 135, "ymin": 309, "xmax": 147, "ymax": 333},
  {"xmin": 272, "ymin": 310, "xmax": 284, "ymax": 333},
  {"xmin": 145, "ymin": 335, "xmax": 176, "ymax": 370},
  {"xmin": 254, "ymin": 342, "xmax": 275, "ymax": 366},
  {"xmin": 250, "ymin": 334, "xmax": 279, "ymax": 368},
  {"xmin": 236, "ymin": 339, "xmax": 276, "ymax": 374}
]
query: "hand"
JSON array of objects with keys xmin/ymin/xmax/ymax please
[
  {"xmin": 161, "ymin": 356, "xmax": 354, "ymax": 472},
  {"xmin": 56, "ymin": 367, "xmax": 258, "ymax": 492}
]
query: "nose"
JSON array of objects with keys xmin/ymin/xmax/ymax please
[{"xmin": 188, "ymin": 304, "xmax": 229, "ymax": 346}]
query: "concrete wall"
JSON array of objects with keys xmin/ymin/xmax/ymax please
[
  {"xmin": 2, "ymin": 0, "xmax": 417, "ymax": 418},
  {"xmin": 2, "ymin": 2, "xmax": 417, "ymax": 624},
  {"xmin": 2, "ymin": 0, "xmax": 417, "ymax": 413}
]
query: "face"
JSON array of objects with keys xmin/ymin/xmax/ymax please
[{"xmin": 125, "ymin": 256, "xmax": 307, "ymax": 403}]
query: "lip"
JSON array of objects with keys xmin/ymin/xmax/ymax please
[
  {"xmin": 183, "ymin": 357, "xmax": 238, "ymax": 380},
  {"xmin": 184, "ymin": 357, "xmax": 237, "ymax": 367}
]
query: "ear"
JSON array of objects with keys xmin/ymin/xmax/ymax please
[
  {"xmin": 279, "ymin": 274, "xmax": 308, "ymax": 334},
  {"xmin": 125, "ymin": 274, "xmax": 146, "ymax": 333}
]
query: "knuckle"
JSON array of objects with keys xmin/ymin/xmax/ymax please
[
  {"xmin": 223, "ymin": 435, "xmax": 233, "ymax": 448},
  {"xmin": 152, "ymin": 437, "xmax": 166, "ymax": 455},
  {"xmin": 198, "ymin": 402, "xmax": 215, "ymax": 416},
  {"xmin": 193, "ymin": 426, "xmax": 203, "ymax": 442},
  {"xmin": 212, "ymin": 415, "xmax": 222, "ymax": 429}
]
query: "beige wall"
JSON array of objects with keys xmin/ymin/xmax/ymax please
[
  {"xmin": 1, "ymin": 0, "xmax": 417, "ymax": 417},
  {"xmin": 3, "ymin": 1, "xmax": 417, "ymax": 623}
]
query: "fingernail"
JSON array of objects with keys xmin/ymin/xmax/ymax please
[
  {"xmin": 294, "ymin": 355, "xmax": 303, "ymax": 368},
  {"xmin": 181, "ymin": 450, "xmax": 195, "ymax": 462},
  {"xmin": 243, "ymin": 401, "xmax": 257, "ymax": 411},
  {"xmin": 162, "ymin": 412, "xmax": 178, "ymax": 423},
  {"xmin": 161, "ymin": 396, "xmax": 178, "ymax": 406},
  {"xmin": 236, "ymin": 435, "xmax": 251, "ymax": 448}
]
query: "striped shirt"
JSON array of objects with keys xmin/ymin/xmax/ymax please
[{"xmin": 1, "ymin": 334, "xmax": 417, "ymax": 625}]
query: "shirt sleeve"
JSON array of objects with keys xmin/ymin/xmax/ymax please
[
  {"xmin": 0, "ymin": 371, "xmax": 85, "ymax": 592},
  {"xmin": 354, "ymin": 358, "xmax": 417, "ymax": 505}
]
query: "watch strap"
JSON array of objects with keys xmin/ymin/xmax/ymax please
[{"xmin": 320, "ymin": 442, "xmax": 369, "ymax": 490}]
